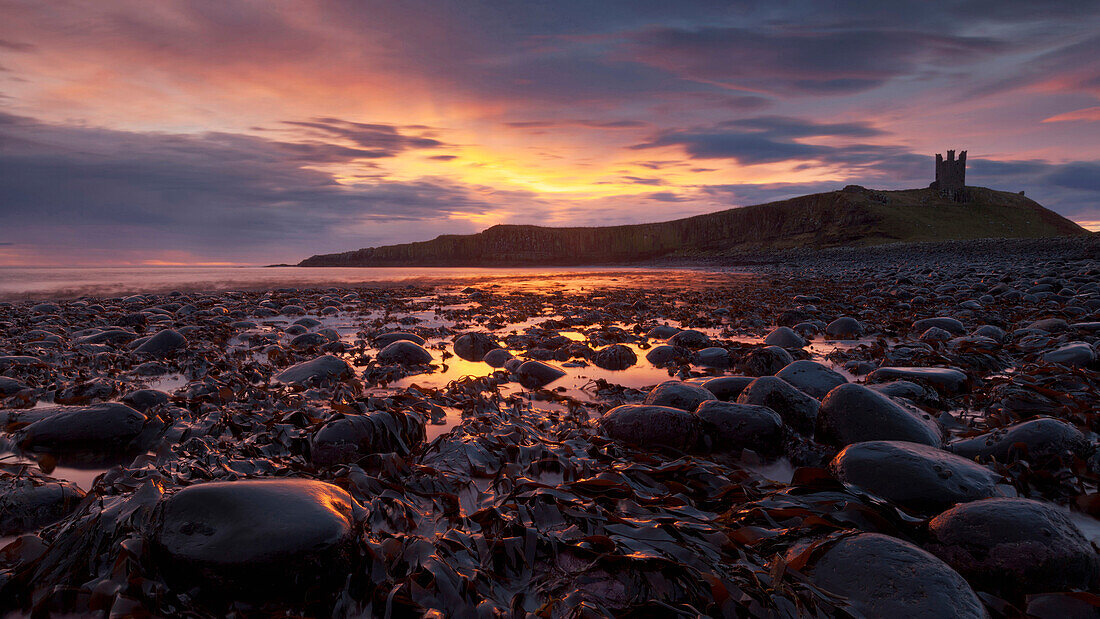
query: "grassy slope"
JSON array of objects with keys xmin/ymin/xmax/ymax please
[{"xmin": 300, "ymin": 186, "xmax": 1088, "ymax": 266}]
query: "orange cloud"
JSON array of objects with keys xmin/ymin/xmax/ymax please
[{"xmin": 1042, "ymin": 106, "xmax": 1100, "ymax": 123}]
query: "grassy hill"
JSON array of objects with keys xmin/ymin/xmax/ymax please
[{"xmin": 298, "ymin": 186, "xmax": 1089, "ymax": 266}]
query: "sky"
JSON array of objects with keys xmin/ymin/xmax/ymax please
[{"xmin": 1, "ymin": 0, "xmax": 1099, "ymax": 266}]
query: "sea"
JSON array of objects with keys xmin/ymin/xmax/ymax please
[{"xmin": 0, "ymin": 265, "xmax": 732, "ymax": 301}]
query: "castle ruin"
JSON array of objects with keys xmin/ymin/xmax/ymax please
[{"xmin": 931, "ymin": 149, "xmax": 967, "ymax": 201}]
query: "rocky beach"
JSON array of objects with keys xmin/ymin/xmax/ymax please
[{"xmin": 1, "ymin": 236, "xmax": 1098, "ymax": 616}]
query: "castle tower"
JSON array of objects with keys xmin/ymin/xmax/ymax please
[{"xmin": 932, "ymin": 149, "xmax": 967, "ymax": 201}]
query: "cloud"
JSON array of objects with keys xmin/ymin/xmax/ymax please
[{"xmin": 282, "ymin": 117, "xmax": 443, "ymax": 153}]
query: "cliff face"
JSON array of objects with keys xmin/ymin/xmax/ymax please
[{"xmin": 299, "ymin": 187, "xmax": 1088, "ymax": 266}]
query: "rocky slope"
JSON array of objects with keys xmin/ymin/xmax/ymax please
[{"xmin": 299, "ymin": 186, "xmax": 1089, "ymax": 266}]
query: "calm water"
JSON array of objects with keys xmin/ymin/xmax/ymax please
[{"xmin": 0, "ymin": 265, "xmax": 729, "ymax": 301}]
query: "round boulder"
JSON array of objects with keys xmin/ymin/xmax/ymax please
[
  {"xmin": 764, "ymin": 326, "xmax": 807, "ymax": 348},
  {"xmin": 740, "ymin": 346, "xmax": 794, "ymax": 376},
  {"xmin": 376, "ymin": 340, "xmax": 434, "ymax": 366},
  {"xmin": 515, "ymin": 360, "xmax": 566, "ymax": 388},
  {"xmin": 825, "ymin": 317, "xmax": 864, "ymax": 339},
  {"xmin": 949, "ymin": 417, "xmax": 1090, "ymax": 462},
  {"xmin": 599, "ymin": 405, "xmax": 702, "ymax": 452},
  {"xmin": 372, "ymin": 332, "xmax": 426, "ymax": 347},
  {"xmin": 17, "ymin": 403, "xmax": 147, "ymax": 452},
  {"xmin": 807, "ymin": 533, "xmax": 985, "ymax": 619},
  {"xmin": 830, "ymin": 440, "xmax": 1006, "ymax": 513},
  {"xmin": 668, "ymin": 329, "xmax": 710, "ymax": 348},
  {"xmin": 927, "ymin": 498, "xmax": 1099, "ymax": 595},
  {"xmin": 774, "ymin": 360, "xmax": 848, "ymax": 399},
  {"xmin": 134, "ymin": 329, "xmax": 187, "ymax": 356},
  {"xmin": 695, "ymin": 400, "xmax": 783, "ymax": 455},
  {"xmin": 816, "ymin": 383, "xmax": 942, "ymax": 448},
  {"xmin": 275, "ymin": 355, "xmax": 354, "ymax": 387},
  {"xmin": 151, "ymin": 479, "xmax": 361, "ymax": 592},
  {"xmin": 482, "ymin": 348, "xmax": 514, "ymax": 368},
  {"xmin": 591, "ymin": 344, "xmax": 637, "ymax": 370},
  {"xmin": 0, "ymin": 475, "xmax": 86, "ymax": 536},
  {"xmin": 453, "ymin": 333, "xmax": 499, "ymax": 361},
  {"xmin": 644, "ymin": 380, "xmax": 714, "ymax": 412},
  {"xmin": 311, "ymin": 411, "xmax": 426, "ymax": 465},
  {"xmin": 736, "ymin": 376, "xmax": 819, "ymax": 434}
]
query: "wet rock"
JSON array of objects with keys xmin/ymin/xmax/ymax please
[
  {"xmin": 280, "ymin": 304, "xmax": 306, "ymax": 316},
  {"xmin": 515, "ymin": 360, "xmax": 566, "ymax": 388},
  {"xmin": 973, "ymin": 324, "xmax": 1006, "ymax": 342},
  {"xmin": 151, "ymin": 479, "xmax": 360, "ymax": 592},
  {"xmin": 816, "ymin": 384, "xmax": 942, "ymax": 448},
  {"xmin": 919, "ymin": 326, "xmax": 953, "ymax": 343},
  {"xmin": 0, "ymin": 475, "xmax": 87, "ymax": 536},
  {"xmin": 740, "ymin": 345, "xmax": 794, "ymax": 376},
  {"xmin": 913, "ymin": 317, "xmax": 966, "ymax": 335},
  {"xmin": 373, "ymin": 331, "xmax": 426, "ymax": 347},
  {"xmin": 644, "ymin": 380, "xmax": 715, "ymax": 412},
  {"xmin": 774, "ymin": 360, "xmax": 847, "ymax": 399},
  {"xmin": 311, "ymin": 411, "xmax": 426, "ymax": 465},
  {"xmin": 695, "ymin": 400, "xmax": 783, "ymax": 455},
  {"xmin": 825, "ymin": 317, "xmax": 863, "ymax": 339},
  {"xmin": 764, "ymin": 326, "xmax": 806, "ymax": 348},
  {"xmin": 0, "ymin": 376, "xmax": 29, "ymax": 396},
  {"xmin": 927, "ymin": 498, "xmax": 1099, "ymax": 595},
  {"xmin": 591, "ymin": 344, "xmax": 637, "ymax": 370},
  {"xmin": 482, "ymin": 348, "xmax": 514, "ymax": 368},
  {"xmin": 376, "ymin": 340, "xmax": 434, "ymax": 365},
  {"xmin": 830, "ymin": 440, "xmax": 1005, "ymax": 513},
  {"xmin": 668, "ymin": 329, "xmax": 710, "ymax": 348},
  {"xmin": 868, "ymin": 366, "xmax": 969, "ymax": 395},
  {"xmin": 134, "ymin": 329, "xmax": 187, "ymax": 356},
  {"xmin": 275, "ymin": 355, "xmax": 354, "ymax": 387},
  {"xmin": 1028, "ymin": 318, "xmax": 1069, "ymax": 333},
  {"xmin": 697, "ymin": 375, "xmax": 754, "ymax": 401},
  {"xmin": 599, "ymin": 405, "xmax": 702, "ymax": 451},
  {"xmin": 736, "ymin": 376, "xmax": 819, "ymax": 434},
  {"xmin": 1042, "ymin": 341, "xmax": 1096, "ymax": 366},
  {"xmin": 289, "ymin": 332, "xmax": 327, "ymax": 349},
  {"xmin": 949, "ymin": 417, "xmax": 1090, "ymax": 462},
  {"xmin": 645, "ymin": 325, "xmax": 680, "ymax": 339},
  {"xmin": 16, "ymin": 403, "xmax": 147, "ymax": 452},
  {"xmin": 806, "ymin": 533, "xmax": 985, "ymax": 619},
  {"xmin": 692, "ymin": 347, "xmax": 729, "ymax": 368},
  {"xmin": 120, "ymin": 389, "xmax": 170, "ymax": 412},
  {"xmin": 453, "ymin": 332, "xmax": 499, "ymax": 361},
  {"xmin": 644, "ymin": 344, "xmax": 689, "ymax": 366}
]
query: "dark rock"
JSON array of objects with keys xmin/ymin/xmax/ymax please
[
  {"xmin": 830, "ymin": 440, "xmax": 1006, "ymax": 513},
  {"xmin": 515, "ymin": 360, "xmax": 566, "ymax": 388},
  {"xmin": 949, "ymin": 417, "xmax": 1090, "ymax": 462},
  {"xmin": 825, "ymin": 317, "xmax": 864, "ymax": 339},
  {"xmin": 482, "ymin": 348, "xmax": 514, "ymax": 368},
  {"xmin": 692, "ymin": 346, "xmax": 729, "ymax": 368},
  {"xmin": 807, "ymin": 533, "xmax": 984, "ymax": 619},
  {"xmin": 151, "ymin": 479, "xmax": 360, "ymax": 592},
  {"xmin": 289, "ymin": 332, "xmax": 327, "ymax": 349},
  {"xmin": 1028, "ymin": 318, "xmax": 1069, "ymax": 332},
  {"xmin": 927, "ymin": 498, "xmax": 1099, "ymax": 595},
  {"xmin": 453, "ymin": 332, "xmax": 499, "ymax": 361},
  {"xmin": 913, "ymin": 317, "xmax": 966, "ymax": 335},
  {"xmin": 740, "ymin": 345, "xmax": 794, "ymax": 376},
  {"xmin": 591, "ymin": 344, "xmax": 637, "ymax": 370},
  {"xmin": 697, "ymin": 375, "xmax": 755, "ymax": 401},
  {"xmin": 668, "ymin": 329, "xmax": 710, "ymax": 348},
  {"xmin": 644, "ymin": 380, "xmax": 715, "ymax": 412},
  {"xmin": 134, "ymin": 329, "xmax": 187, "ymax": 356},
  {"xmin": 0, "ymin": 376, "xmax": 29, "ymax": 396},
  {"xmin": 1042, "ymin": 342, "xmax": 1096, "ymax": 366},
  {"xmin": 376, "ymin": 340, "xmax": 434, "ymax": 365},
  {"xmin": 311, "ymin": 411, "xmax": 426, "ymax": 465},
  {"xmin": 764, "ymin": 326, "xmax": 807, "ymax": 348},
  {"xmin": 816, "ymin": 384, "xmax": 942, "ymax": 448},
  {"xmin": 774, "ymin": 360, "xmax": 847, "ymax": 399},
  {"xmin": 736, "ymin": 376, "xmax": 819, "ymax": 434},
  {"xmin": 695, "ymin": 400, "xmax": 783, "ymax": 455},
  {"xmin": 599, "ymin": 405, "xmax": 702, "ymax": 451},
  {"xmin": 120, "ymin": 389, "xmax": 170, "ymax": 412},
  {"xmin": 644, "ymin": 344, "xmax": 689, "ymax": 366},
  {"xmin": 275, "ymin": 355, "xmax": 354, "ymax": 387},
  {"xmin": 0, "ymin": 475, "xmax": 86, "ymax": 536},
  {"xmin": 868, "ymin": 366, "xmax": 969, "ymax": 395},
  {"xmin": 16, "ymin": 403, "xmax": 147, "ymax": 451},
  {"xmin": 645, "ymin": 325, "xmax": 680, "ymax": 339}
]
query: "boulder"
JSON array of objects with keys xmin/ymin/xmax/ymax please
[
  {"xmin": 482, "ymin": 348, "xmax": 514, "ymax": 368},
  {"xmin": 774, "ymin": 360, "xmax": 848, "ymax": 399},
  {"xmin": 151, "ymin": 479, "xmax": 360, "ymax": 591},
  {"xmin": 764, "ymin": 326, "xmax": 807, "ymax": 348},
  {"xmin": 16, "ymin": 403, "xmax": 147, "ymax": 452},
  {"xmin": 736, "ymin": 376, "xmax": 819, "ymax": 434},
  {"xmin": 120, "ymin": 389, "xmax": 170, "ymax": 412},
  {"xmin": 599, "ymin": 405, "xmax": 702, "ymax": 451},
  {"xmin": 949, "ymin": 417, "xmax": 1090, "ymax": 462},
  {"xmin": 868, "ymin": 366, "xmax": 969, "ymax": 395},
  {"xmin": 591, "ymin": 344, "xmax": 637, "ymax": 370},
  {"xmin": 275, "ymin": 355, "xmax": 354, "ymax": 387},
  {"xmin": 644, "ymin": 380, "xmax": 714, "ymax": 412},
  {"xmin": 815, "ymin": 384, "xmax": 942, "ymax": 448},
  {"xmin": 927, "ymin": 498, "xmax": 1100, "ymax": 595},
  {"xmin": 376, "ymin": 340, "xmax": 434, "ymax": 365},
  {"xmin": 692, "ymin": 347, "xmax": 729, "ymax": 368},
  {"xmin": 668, "ymin": 329, "xmax": 710, "ymax": 348},
  {"xmin": 913, "ymin": 317, "xmax": 966, "ymax": 335},
  {"xmin": 825, "ymin": 317, "xmax": 864, "ymax": 339},
  {"xmin": 740, "ymin": 346, "xmax": 794, "ymax": 376},
  {"xmin": 515, "ymin": 360, "xmax": 566, "ymax": 388},
  {"xmin": 311, "ymin": 411, "xmax": 426, "ymax": 465},
  {"xmin": 453, "ymin": 333, "xmax": 499, "ymax": 361},
  {"xmin": 0, "ymin": 475, "xmax": 86, "ymax": 536},
  {"xmin": 372, "ymin": 332, "xmax": 426, "ymax": 347},
  {"xmin": 829, "ymin": 440, "xmax": 1005, "ymax": 513},
  {"xmin": 134, "ymin": 329, "xmax": 187, "ymax": 356},
  {"xmin": 645, "ymin": 325, "xmax": 680, "ymax": 339},
  {"xmin": 695, "ymin": 400, "xmax": 783, "ymax": 455},
  {"xmin": 807, "ymin": 533, "xmax": 985, "ymax": 619},
  {"xmin": 644, "ymin": 345, "xmax": 689, "ymax": 366},
  {"xmin": 697, "ymin": 376, "xmax": 755, "ymax": 401},
  {"xmin": 1042, "ymin": 342, "xmax": 1096, "ymax": 366}
]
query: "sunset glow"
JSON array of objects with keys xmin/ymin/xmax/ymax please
[{"xmin": 1, "ymin": 1, "xmax": 1098, "ymax": 265}]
